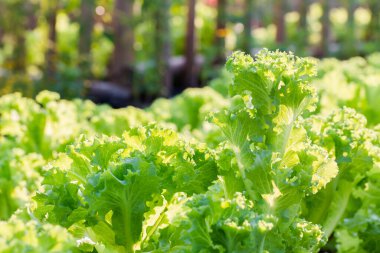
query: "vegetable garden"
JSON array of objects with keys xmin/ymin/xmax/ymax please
[{"xmin": 1, "ymin": 49, "xmax": 380, "ymax": 252}]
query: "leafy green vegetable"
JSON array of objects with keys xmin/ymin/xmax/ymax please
[
  {"xmin": 34, "ymin": 126, "xmax": 218, "ymax": 252},
  {"xmin": 0, "ymin": 209, "xmax": 77, "ymax": 253},
  {"xmin": 303, "ymin": 107, "xmax": 380, "ymax": 252},
  {"xmin": 1, "ymin": 49, "xmax": 380, "ymax": 252},
  {"xmin": 204, "ymin": 50, "xmax": 336, "ymax": 252}
]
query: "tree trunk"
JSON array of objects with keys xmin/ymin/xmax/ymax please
[
  {"xmin": 184, "ymin": 0, "xmax": 197, "ymax": 86},
  {"xmin": 214, "ymin": 0, "xmax": 227, "ymax": 65},
  {"xmin": 366, "ymin": 0, "xmax": 380, "ymax": 42},
  {"xmin": 298, "ymin": 0, "xmax": 308, "ymax": 29},
  {"xmin": 109, "ymin": 0, "xmax": 135, "ymax": 87},
  {"xmin": 155, "ymin": 0, "xmax": 172, "ymax": 97},
  {"xmin": 320, "ymin": 0, "xmax": 330, "ymax": 57},
  {"xmin": 344, "ymin": 0, "xmax": 356, "ymax": 56},
  {"xmin": 26, "ymin": 2, "xmax": 38, "ymax": 31},
  {"xmin": 274, "ymin": 0, "xmax": 286, "ymax": 45},
  {"xmin": 297, "ymin": 0, "xmax": 309, "ymax": 54},
  {"xmin": 44, "ymin": 3, "xmax": 58, "ymax": 85},
  {"xmin": 11, "ymin": 1, "xmax": 30, "ymax": 73},
  {"xmin": 79, "ymin": 0, "xmax": 96, "ymax": 78},
  {"xmin": 242, "ymin": 0, "xmax": 254, "ymax": 54}
]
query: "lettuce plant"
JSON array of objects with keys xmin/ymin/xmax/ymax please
[
  {"xmin": 303, "ymin": 107, "xmax": 380, "ymax": 252},
  {"xmin": 34, "ymin": 127, "xmax": 218, "ymax": 252}
]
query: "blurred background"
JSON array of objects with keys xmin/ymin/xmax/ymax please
[{"xmin": 0, "ymin": 0, "xmax": 379, "ymax": 106}]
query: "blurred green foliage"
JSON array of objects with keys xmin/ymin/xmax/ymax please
[{"xmin": 0, "ymin": 0, "xmax": 379, "ymax": 99}]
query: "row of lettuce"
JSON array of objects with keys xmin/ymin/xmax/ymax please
[{"xmin": 0, "ymin": 49, "xmax": 379, "ymax": 253}]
